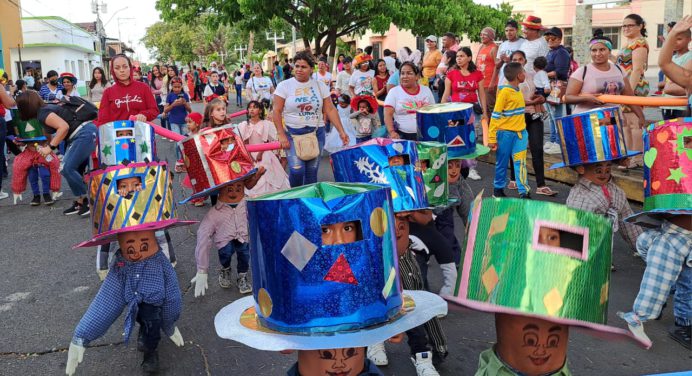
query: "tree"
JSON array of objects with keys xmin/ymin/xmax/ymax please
[
  {"xmin": 141, "ymin": 21, "xmax": 204, "ymax": 64},
  {"xmin": 156, "ymin": 0, "xmax": 518, "ymax": 58}
]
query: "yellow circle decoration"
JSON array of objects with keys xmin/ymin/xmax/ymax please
[
  {"xmin": 258, "ymin": 288, "xmax": 273, "ymax": 317},
  {"xmin": 230, "ymin": 161, "xmax": 242, "ymax": 173},
  {"xmin": 369, "ymin": 207, "xmax": 387, "ymax": 237}
]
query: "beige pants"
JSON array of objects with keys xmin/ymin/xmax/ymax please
[{"xmin": 622, "ymin": 112, "xmax": 644, "ymax": 152}]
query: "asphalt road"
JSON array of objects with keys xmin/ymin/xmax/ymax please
[{"xmin": 0, "ymin": 101, "xmax": 690, "ymax": 376}]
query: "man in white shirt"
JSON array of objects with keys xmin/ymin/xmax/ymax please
[
  {"xmin": 336, "ymin": 56, "xmax": 353, "ymax": 95},
  {"xmin": 519, "ymin": 15, "xmax": 550, "ymax": 71},
  {"xmin": 383, "ymin": 50, "xmax": 396, "ymax": 75},
  {"xmin": 494, "ymin": 20, "xmax": 525, "ymax": 86}
]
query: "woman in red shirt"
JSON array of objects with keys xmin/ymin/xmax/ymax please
[
  {"xmin": 371, "ymin": 59, "xmax": 390, "ymax": 125},
  {"xmin": 441, "ymin": 47, "xmax": 488, "ymax": 181}
]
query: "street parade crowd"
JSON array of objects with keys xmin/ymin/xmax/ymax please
[{"xmin": 0, "ymin": 12, "xmax": 690, "ymax": 376}]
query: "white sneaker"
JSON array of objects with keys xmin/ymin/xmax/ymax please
[
  {"xmin": 367, "ymin": 342, "xmax": 388, "ymax": 366},
  {"xmin": 468, "ymin": 168, "xmax": 481, "ymax": 181},
  {"xmin": 0, "ymin": 190, "xmax": 8, "ymax": 200},
  {"xmin": 543, "ymin": 142, "xmax": 554, "ymax": 152},
  {"xmin": 411, "ymin": 352, "xmax": 440, "ymax": 376},
  {"xmin": 545, "ymin": 143, "xmax": 562, "ymax": 155}
]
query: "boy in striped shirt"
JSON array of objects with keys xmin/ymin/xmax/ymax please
[{"xmin": 488, "ymin": 62, "xmax": 529, "ymax": 198}]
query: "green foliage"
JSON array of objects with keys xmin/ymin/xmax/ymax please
[{"xmin": 155, "ymin": 0, "xmax": 520, "ymax": 57}]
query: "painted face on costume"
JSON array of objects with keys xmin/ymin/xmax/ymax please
[
  {"xmin": 448, "ymin": 159, "xmax": 462, "ymax": 184},
  {"xmin": 297, "ymin": 348, "xmax": 366, "ymax": 376},
  {"xmin": 579, "ymin": 162, "xmax": 612, "ymax": 186},
  {"xmin": 394, "ymin": 213, "xmax": 411, "ymax": 256},
  {"xmin": 117, "ymin": 176, "xmax": 143, "ymax": 197},
  {"xmin": 117, "ymin": 230, "xmax": 160, "ymax": 262},
  {"xmin": 495, "ymin": 313, "xmax": 569, "ymax": 376},
  {"xmin": 218, "ymin": 181, "xmax": 245, "ymax": 204},
  {"xmin": 321, "ymin": 221, "xmax": 358, "ymax": 245},
  {"xmin": 538, "ymin": 227, "xmax": 561, "ymax": 247}
]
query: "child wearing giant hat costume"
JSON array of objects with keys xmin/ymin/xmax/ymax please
[
  {"xmin": 551, "ymin": 106, "xmax": 644, "ymax": 255},
  {"xmin": 66, "ymin": 161, "xmax": 196, "ymax": 375},
  {"xmin": 330, "ymin": 140, "xmax": 452, "ymax": 374},
  {"xmin": 214, "ymin": 182, "xmax": 448, "ymax": 375},
  {"xmin": 448, "ymin": 197, "xmax": 651, "ymax": 376},
  {"xmin": 180, "ymin": 124, "xmax": 265, "ymax": 296},
  {"xmin": 618, "ymin": 118, "xmax": 691, "ymax": 349}
]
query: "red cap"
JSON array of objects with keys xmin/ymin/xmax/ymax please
[{"xmin": 186, "ymin": 112, "xmax": 203, "ymax": 125}]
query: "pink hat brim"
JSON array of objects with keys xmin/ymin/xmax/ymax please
[{"xmin": 73, "ymin": 219, "xmax": 198, "ymax": 248}]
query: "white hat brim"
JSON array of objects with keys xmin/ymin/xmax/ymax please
[{"xmin": 214, "ymin": 290, "xmax": 448, "ymax": 351}]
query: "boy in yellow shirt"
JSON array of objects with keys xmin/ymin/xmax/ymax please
[{"xmin": 489, "ymin": 62, "xmax": 529, "ymax": 198}]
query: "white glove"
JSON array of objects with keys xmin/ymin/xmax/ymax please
[
  {"xmin": 169, "ymin": 327, "xmax": 184, "ymax": 347},
  {"xmin": 191, "ymin": 272, "xmax": 208, "ymax": 297},
  {"xmin": 65, "ymin": 343, "xmax": 85, "ymax": 375},
  {"xmin": 97, "ymin": 269, "xmax": 108, "ymax": 282}
]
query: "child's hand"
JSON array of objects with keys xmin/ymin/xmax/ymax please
[{"xmin": 489, "ymin": 143, "xmax": 497, "ymax": 151}]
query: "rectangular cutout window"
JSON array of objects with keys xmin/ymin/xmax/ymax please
[
  {"xmin": 115, "ymin": 175, "xmax": 144, "ymax": 197},
  {"xmin": 683, "ymin": 136, "xmax": 691, "ymax": 150},
  {"xmin": 532, "ymin": 220, "xmax": 589, "ymax": 260},
  {"xmin": 321, "ymin": 220, "xmax": 363, "ymax": 245},
  {"xmin": 115, "ymin": 129, "xmax": 134, "ymax": 138},
  {"xmin": 389, "ymin": 154, "xmax": 410, "ymax": 167}
]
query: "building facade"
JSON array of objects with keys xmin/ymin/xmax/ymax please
[
  {"xmin": 0, "ymin": 0, "xmax": 24, "ymax": 76},
  {"xmin": 9, "ymin": 17, "xmax": 102, "ymax": 94}
]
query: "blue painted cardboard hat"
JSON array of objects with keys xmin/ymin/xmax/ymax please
[
  {"xmin": 214, "ymin": 182, "xmax": 447, "ymax": 350},
  {"xmin": 330, "ymin": 138, "xmax": 428, "ymax": 212},
  {"xmin": 97, "ymin": 120, "xmax": 157, "ymax": 167},
  {"xmin": 625, "ymin": 118, "xmax": 692, "ymax": 227},
  {"xmin": 417, "ymin": 103, "xmax": 490, "ymax": 159},
  {"xmin": 550, "ymin": 106, "xmax": 641, "ymax": 169}
]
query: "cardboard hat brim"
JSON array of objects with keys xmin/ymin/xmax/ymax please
[
  {"xmin": 179, "ymin": 168, "xmax": 258, "ymax": 204},
  {"xmin": 215, "ymin": 290, "xmax": 448, "ymax": 351},
  {"xmin": 17, "ymin": 136, "xmax": 48, "ymax": 143},
  {"xmin": 624, "ymin": 209, "xmax": 692, "ymax": 228},
  {"xmin": 72, "ymin": 219, "xmax": 198, "ymax": 248},
  {"xmin": 445, "ymin": 296, "xmax": 652, "ymax": 349},
  {"xmin": 448, "ymin": 144, "xmax": 491, "ymax": 160},
  {"xmin": 548, "ymin": 150, "xmax": 642, "ymax": 170}
]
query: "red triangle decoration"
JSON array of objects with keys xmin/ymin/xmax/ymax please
[
  {"xmin": 323, "ymin": 254, "xmax": 358, "ymax": 285},
  {"xmin": 449, "ymin": 135, "xmax": 466, "ymax": 146}
]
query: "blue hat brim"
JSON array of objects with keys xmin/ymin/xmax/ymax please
[
  {"xmin": 16, "ymin": 136, "xmax": 48, "ymax": 143},
  {"xmin": 179, "ymin": 168, "xmax": 258, "ymax": 204},
  {"xmin": 214, "ymin": 290, "xmax": 447, "ymax": 351},
  {"xmin": 548, "ymin": 150, "xmax": 642, "ymax": 170}
]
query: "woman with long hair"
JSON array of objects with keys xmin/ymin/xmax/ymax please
[
  {"xmin": 150, "ymin": 64, "xmax": 165, "ymax": 119},
  {"xmin": 87, "ymin": 67, "xmax": 110, "ymax": 103},
  {"xmin": 371, "ymin": 59, "xmax": 390, "ymax": 124}
]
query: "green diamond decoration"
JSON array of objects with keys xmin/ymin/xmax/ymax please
[
  {"xmin": 102, "ymin": 144, "xmax": 112, "ymax": 157},
  {"xmin": 140, "ymin": 142, "xmax": 149, "ymax": 154},
  {"xmin": 666, "ymin": 167, "xmax": 687, "ymax": 184}
]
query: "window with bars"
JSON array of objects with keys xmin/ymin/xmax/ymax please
[{"xmin": 562, "ymin": 28, "xmax": 573, "ymax": 47}]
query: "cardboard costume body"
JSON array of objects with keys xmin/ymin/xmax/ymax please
[
  {"xmin": 447, "ymin": 197, "xmax": 650, "ymax": 376},
  {"xmin": 214, "ymin": 182, "xmax": 447, "ymax": 376},
  {"xmin": 619, "ymin": 118, "xmax": 692, "ymax": 348},
  {"xmin": 66, "ymin": 162, "xmax": 194, "ymax": 375}
]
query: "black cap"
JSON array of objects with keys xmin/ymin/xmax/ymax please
[
  {"xmin": 343, "ymin": 56, "xmax": 353, "ymax": 63},
  {"xmin": 544, "ymin": 27, "xmax": 563, "ymax": 38}
]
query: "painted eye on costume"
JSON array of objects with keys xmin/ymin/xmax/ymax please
[
  {"xmin": 126, "ymin": 246, "xmax": 136, "ymax": 255},
  {"xmin": 342, "ymin": 348, "xmax": 358, "ymax": 359},
  {"xmin": 547, "ymin": 334, "xmax": 560, "ymax": 348},
  {"xmin": 318, "ymin": 350, "xmax": 336, "ymax": 360},
  {"xmin": 523, "ymin": 332, "xmax": 539, "ymax": 347},
  {"xmin": 140, "ymin": 243, "xmax": 149, "ymax": 252}
]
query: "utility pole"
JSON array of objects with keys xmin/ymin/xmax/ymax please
[
  {"xmin": 234, "ymin": 45, "xmax": 247, "ymax": 64},
  {"xmin": 91, "ymin": 0, "xmax": 107, "ymax": 76},
  {"xmin": 292, "ymin": 26, "xmax": 296, "ymax": 57},
  {"xmin": 219, "ymin": 51, "xmax": 227, "ymax": 65},
  {"xmin": 265, "ymin": 31, "xmax": 285, "ymax": 55}
]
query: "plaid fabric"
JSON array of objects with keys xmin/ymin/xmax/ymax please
[
  {"xmin": 72, "ymin": 251, "xmax": 182, "ymax": 346},
  {"xmin": 566, "ymin": 177, "xmax": 643, "ymax": 251},
  {"xmin": 629, "ymin": 221, "xmax": 692, "ymax": 322},
  {"xmin": 194, "ymin": 200, "xmax": 249, "ymax": 272},
  {"xmin": 399, "ymin": 242, "xmax": 448, "ymax": 355}
]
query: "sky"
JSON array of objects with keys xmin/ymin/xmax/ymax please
[{"xmin": 20, "ymin": 0, "xmax": 502, "ymax": 63}]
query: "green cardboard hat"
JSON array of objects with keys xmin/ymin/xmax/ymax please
[{"xmin": 416, "ymin": 141, "xmax": 448, "ymax": 207}]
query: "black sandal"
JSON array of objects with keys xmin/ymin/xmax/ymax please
[{"xmin": 668, "ymin": 325, "xmax": 691, "ymax": 350}]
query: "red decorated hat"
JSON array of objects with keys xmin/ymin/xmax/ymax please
[
  {"xmin": 521, "ymin": 15, "xmax": 545, "ymax": 30},
  {"xmin": 59, "ymin": 72, "xmax": 78, "ymax": 85},
  {"xmin": 350, "ymin": 95, "xmax": 379, "ymax": 112}
]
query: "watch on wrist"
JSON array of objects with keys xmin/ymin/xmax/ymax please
[{"xmin": 49, "ymin": 144, "xmax": 57, "ymax": 151}]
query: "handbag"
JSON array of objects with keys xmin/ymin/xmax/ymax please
[{"xmin": 291, "ymin": 79, "xmax": 324, "ymax": 161}]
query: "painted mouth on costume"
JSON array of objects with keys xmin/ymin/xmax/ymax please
[{"xmin": 529, "ymin": 355, "xmax": 550, "ymax": 366}]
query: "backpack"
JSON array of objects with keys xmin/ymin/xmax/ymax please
[{"xmin": 56, "ymin": 96, "xmax": 99, "ymax": 134}]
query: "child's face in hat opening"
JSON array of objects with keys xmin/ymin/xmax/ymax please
[
  {"xmin": 448, "ymin": 159, "xmax": 462, "ymax": 184},
  {"xmin": 389, "ymin": 155, "xmax": 405, "ymax": 166},
  {"xmin": 117, "ymin": 176, "xmax": 143, "ymax": 197},
  {"xmin": 538, "ymin": 227, "xmax": 561, "ymax": 247},
  {"xmin": 576, "ymin": 162, "xmax": 612, "ymax": 186},
  {"xmin": 117, "ymin": 230, "xmax": 160, "ymax": 262},
  {"xmin": 219, "ymin": 136, "xmax": 235, "ymax": 151},
  {"xmin": 321, "ymin": 221, "xmax": 358, "ymax": 245},
  {"xmin": 218, "ymin": 181, "xmax": 245, "ymax": 204},
  {"xmin": 495, "ymin": 313, "xmax": 569, "ymax": 376},
  {"xmin": 394, "ymin": 213, "xmax": 411, "ymax": 256},
  {"xmin": 297, "ymin": 348, "xmax": 366, "ymax": 376}
]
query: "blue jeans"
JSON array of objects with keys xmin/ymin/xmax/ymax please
[
  {"xmin": 235, "ymin": 84, "xmax": 243, "ymax": 105},
  {"xmin": 63, "ymin": 123, "xmax": 97, "ymax": 197},
  {"xmin": 356, "ymin": 135, "xmax": 371, "ymax": 144},
  {"xmin": 170, "ymin": 123, "xmax": 188, "ymax": 159},
  {"xmin": 494, "ymin": 130, "xmax": 529, "ymax": 195},
  {"xmin": 674, "ymin": 265, "xmax": 692, "ymax": 326},
  {"xmin": 218, "ymin": 239, "xmax": 250, "ymax": 273},
  {"xmin": 0, "ymin": 118, "xmax": 5, "ymax": 189},
  {"xmin": 28, "ymin": 166, "xmax": 50, "ymax": 195},
  {"xmin": 547, "ymin": 103, "xmax": 563, "ymax": 144},
  {"xmin": 377, "ymin": 105, "xmax": 385, "ymax": 126},
  {"xmin": 286, "ymin": 126, "xmax": 326, "ymax": 187}
]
